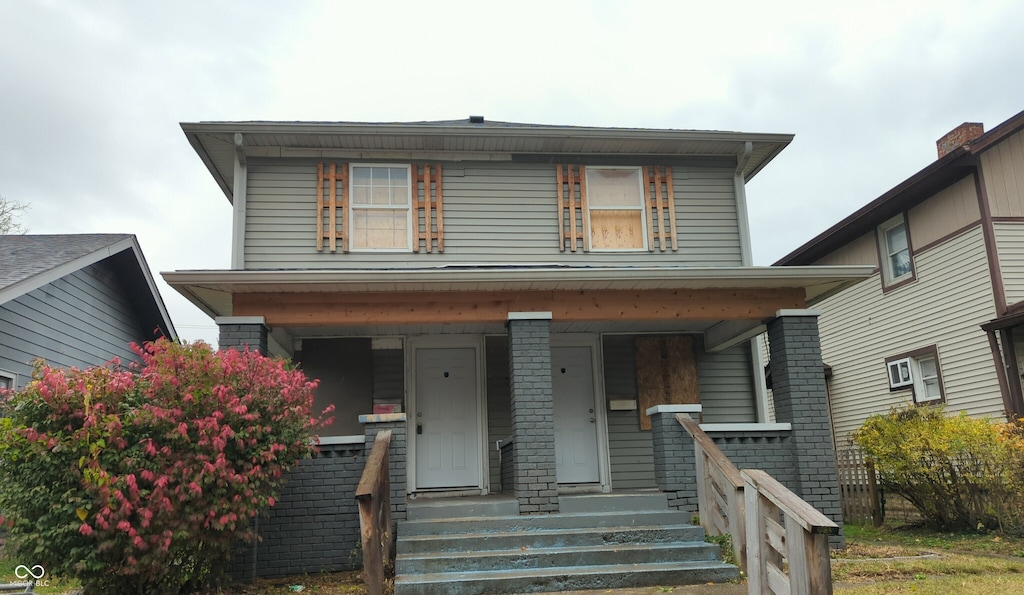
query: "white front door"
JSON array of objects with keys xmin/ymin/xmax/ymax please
[
  {"xmin": 414, "ymin": 347, "xmax": 481, "ymax": 489},
  {"xmin": 552, "ymin": 346, "xmax": 601, "ymax": 484}
]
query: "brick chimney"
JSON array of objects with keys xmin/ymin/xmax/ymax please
[{"xmin": 936, "ymin": 122, "xmax": 984, "ymax": 158}]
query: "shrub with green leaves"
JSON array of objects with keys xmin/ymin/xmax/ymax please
[
  {"xmin": 0, "ymin": 339, "xmax": 331, "ymax": 594},
  {"xmin": 854, "ymin": 406, "xmax": 1024, "ymax": 533}
]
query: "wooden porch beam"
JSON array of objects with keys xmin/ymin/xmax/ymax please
[{"xmin": 233, "ymin": 288, "xmax": 805, "ymax": 327}]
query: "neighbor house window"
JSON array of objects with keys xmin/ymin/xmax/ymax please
[
  {"xmin": 878, "ymin": 214, "xmax": 914, "ymax": 287},
  {"xmin": 886, "ymin": 346, "xmax": 943, "ymax": 404},
  {"xmin": 0, "ymin": 370, "xmax": 15, "ymax": 392},
  {"xmin": 587, "ymin": 167, "xmax": 647, "ymax": 251},
  {"xmin": 349, "ymin": 165, "xmax": 412, "ymax": 251}
]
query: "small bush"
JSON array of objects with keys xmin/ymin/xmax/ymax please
[
  {"xmin": 0, "ymin": 339, "xmax": 331, "ymax": 594},
  {"xmin": 854, "ymin": 406, "xmax": 1024, "ymax": 534}
]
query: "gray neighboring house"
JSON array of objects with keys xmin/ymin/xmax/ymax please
[{"xmin": 0, "ymin": 234, "xmax": 176, "ymax": 389}]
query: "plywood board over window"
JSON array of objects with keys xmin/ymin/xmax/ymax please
[{"xmin": 635, "ymin": 336, "xmax": 700, "ymax": 430}]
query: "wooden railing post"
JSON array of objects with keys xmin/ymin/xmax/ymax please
[
  {"xmin": 676, "ymin": 413, "xmax": 746, "ymax": 572},
  {"xmin": 742, "ymin": 469, "xmax": 838, "ymax": 595},
  {"xmin": 356, "ymin": 430, "xmax": 394, "ymax": 595}
]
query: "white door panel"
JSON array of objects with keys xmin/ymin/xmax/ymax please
[
  {"xmin": 552, "ymin": 346, "xmax": 600, "ymax": 484},
  {"xmin": 415, "ymin": 347, "xmax": 480, "ymax": 489}
]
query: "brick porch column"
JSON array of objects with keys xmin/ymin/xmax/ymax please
[
  {"xmin": 766, "ymin": 309, "xmax": 844, "ymax": 547},
  {"xmin": 649, "ymin": 404, "xmax": 703, "ymax": 513},
  {"xmin": 506, "ymin": 312, "xmax": 559, "ymax": 514},
  {"xmin": 216, "ymin": 315, "xmax": 268, "ymax": 355}
]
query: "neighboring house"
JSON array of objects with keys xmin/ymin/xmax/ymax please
[
  {"xmin": 164, "ymin": 118, "xmax": 870, "ymax": 579},
  {"xmin": 776, "ymin": 109, "xmax": 1024, "ymax": 442},
  {"xmin": 0, "ymin": 234, "xmax": 177, "ymax": 389}
]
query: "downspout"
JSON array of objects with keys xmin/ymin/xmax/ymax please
[
  {"xmin": 231, "ymin": 133, "xmax": 248, "ymax": 270},
  {"xmin": 735, "ymin": 142, "xmax": 770, "ymax": 421},
  {"xmin": 986, "ymin": 329, "xmax": 1016, "ymax": 417}
]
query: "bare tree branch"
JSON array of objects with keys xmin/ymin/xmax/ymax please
[{"xmin": 0, "ymin": 195, "xmax": 29, "ymax": 234}]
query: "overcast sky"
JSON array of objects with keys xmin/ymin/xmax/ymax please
[{"xmin": 2, "ymin": 0, "xmax": 1023, "ymax": 345}]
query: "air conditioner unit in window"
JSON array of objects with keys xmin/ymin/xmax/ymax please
[{"xmin": 887, "ymin": 358, "xmax": 913, "ymax": 388}]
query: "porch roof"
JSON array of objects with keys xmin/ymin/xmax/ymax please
[{"xmin": 164, "ymin": 264, "xmax": 871, "ymax": 320}]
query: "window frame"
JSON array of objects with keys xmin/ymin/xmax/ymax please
[
  {"xmin": 885, "ymin": 346, "xmax": 945, "ymax": 405},
  {"xmin": 877, "ymin": 213, "xmax": 916, "ymax": 290},
  {"xmin": 348, "ymin": 163, "xmax": 414, "ymax": 253},
  {"xmin": 585, "ymin": 165, "xmax": 648, "ymax": 252},
  {"xmin": 0, "ymin": 369, "xmax": 16, "ymax": 392}
]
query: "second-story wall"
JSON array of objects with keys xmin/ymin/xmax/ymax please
[
  {"xmin": 818, "ymin": 226, "xmax": 1001, "ymax": 440},
  {"xmin": 243, "ymin": 159, "xmax": 743, "ymax": 269},
  {"xmin": 981, "ymin": 128, "xmax": 1024, "ymax": 307}
]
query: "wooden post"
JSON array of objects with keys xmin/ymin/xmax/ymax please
[{"xmin": 356, "ymin": 430, "xmax": 394, "ymax": 595}]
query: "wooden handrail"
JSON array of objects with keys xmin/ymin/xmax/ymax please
[
  {"xmin": 742, "ymin": 469, "xmax": 839, "ymax": 595},
  {"xmin": 676, "ymin": 413, "xmax": 746, "ymax": 572},
  {"xmin": 355, "ymin": 430, "xmax": 394, "ymax": 595}
]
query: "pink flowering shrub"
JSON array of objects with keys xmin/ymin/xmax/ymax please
[{"xmin": 0, "ymin": 339, "xmax": 330, "ymax": 594}]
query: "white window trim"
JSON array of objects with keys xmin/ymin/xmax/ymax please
[
  {"xmin": 0, "ymin": 369, "xmax": 16, "ymax": 391},
  {"xmin": 348, "ymin": 163, "xmax": 414, "ymax": 253},
  {"xmin": 886, "ymin": 348, "xmax": 944, "ymax": 404},
  {"xmin": 585, "ymin": 165, "xmax": 648, "ymax": 252},
  {"xmin": 887, "ymin": 357, "xmax": 913, "ymax": 389},
  {"xmin": 877, "ymin": 213, "xmax": 913, "ymax": 285},
  {"xmin": 911, "ymin": 355, "xmax": 942, "ymax": 404}
]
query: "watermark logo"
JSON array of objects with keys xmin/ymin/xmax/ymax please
[{"xmin": 14, "ymin": 564, "xmax": 46, "ymax": 584}]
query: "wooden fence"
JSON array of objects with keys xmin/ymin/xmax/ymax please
[
  {"xmin": 836, "ymin": 446, "xmax": 882, "ymax": 527},
  {"xmin": 355, "ymin": 430, "xmax": 394, "ymax": 595}
]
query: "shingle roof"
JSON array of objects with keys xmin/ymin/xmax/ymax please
[{"xmin": 0, "ymin": 234, "xmax": 133, "ymax": 291}]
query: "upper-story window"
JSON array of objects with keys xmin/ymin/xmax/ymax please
[
  {"xmin": 317, "ymin": 162, "xmax": 443, "ymax": 254},
  {"xmin": 350, "ymin": 165, "xmax": 412, "ymax": 251},
  {"xmin": 557, "ymin": 164, "xmax": 677, "ymax": 253},
  {"xmin": 877, "ymin": 213, "xmax": 915, "ymax": 288},
  {"xmin": 587, "ymin": 167, "xmax": 647, "ymax": 251}
]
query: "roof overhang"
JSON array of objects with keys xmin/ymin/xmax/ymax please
[
  {"xmin": 163, "ymin": 265, "xmax": 873, "ymax": 322},
  {"xmin": 2, "ymin": 236, "xmax": 177, "ymax": 342},
  {"xmin": 777, "ymin": 107, "xmax": 1024, "ymax": 266},
  {"xmin": 181, "ymin": 120, "xmax": 793, "ymax": 203}
]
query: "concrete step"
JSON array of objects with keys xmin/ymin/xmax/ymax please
[
  {"xmin": 397, "ymin": 523, "xmax": 706, "ymax": 555},
  {"xmin": 393, "ymin": 560, "xmax": 740, "ymax": 595},
  {"xmin": 559, "ymin": 492, "xmax": 669, "ymax": 513},
  {"xmin": 400, "ymin": 510, "xmax": 693, "ymax": 536},
  {"xmin": 407, "ymin": 497, "xmax": 521, "ymax": 521},
  {"xmin": 397, "ymin": 541, "xmax": 720, "ymax": 574}
]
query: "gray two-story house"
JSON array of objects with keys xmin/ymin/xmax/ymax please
[{"xmin": 164, "ymin": 119, "xmax": 869, "ymax": 588}]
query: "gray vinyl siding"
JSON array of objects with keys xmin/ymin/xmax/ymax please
[
  {"xmin": 817, "ymin": 226, "xmax": 1004, "ymax": 441},
  {"xmin": 0, "ymin": 261, "xmax": 149, "ymax": 387},
  {"xmin": 601, "ymin": 335, "xmax": 654, "ymax": 489},
  {"xmin": 995, "ymin": 221, "xmax": 1024, "ymax": 307},
  {"xmin": 243, "ymin": 160, "xmax": 742, "ymax": 268},
  {"xmin": 485, "ymin": 336, "xmax": 512, "ymax": 490},
  {"xmin": 599, "ymin": 334, "xmax": 758, "ymax": 490},
  {"xmin": 697, "ymin": 342, "xmax": 757, "ymax": 423}
]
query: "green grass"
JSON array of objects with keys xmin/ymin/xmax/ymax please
[
  {"xmin": 845, "ymin": 523, "xmax": 1024, "ymax": 557},
  {"xmin": 834, "ymin": 573, "xmax": 1024, "ymax": 594}
]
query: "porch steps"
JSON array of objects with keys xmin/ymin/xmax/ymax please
[{"xmin": 394, "ymin": 494, "xmax": 739, "ymax": 595}]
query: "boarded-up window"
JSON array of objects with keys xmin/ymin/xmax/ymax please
[
  {"xmin": 588, "ymin": 168, "xmax": 645, "ymax": 250},
  {"xmin": 557, "ymin": 164, "xmax": 677, "ymax": 252},
  {"xmin": 317, "ymin": 162, "xmax": 444, "ymax": 253},
  {"xmin": 635, "ymin": 336, "xmax": 700, "ymax": 430}
]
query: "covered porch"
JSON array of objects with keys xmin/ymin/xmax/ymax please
[{"xmin": 167, "ymin": 265, "xmax": 865, "ymax": 515}]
